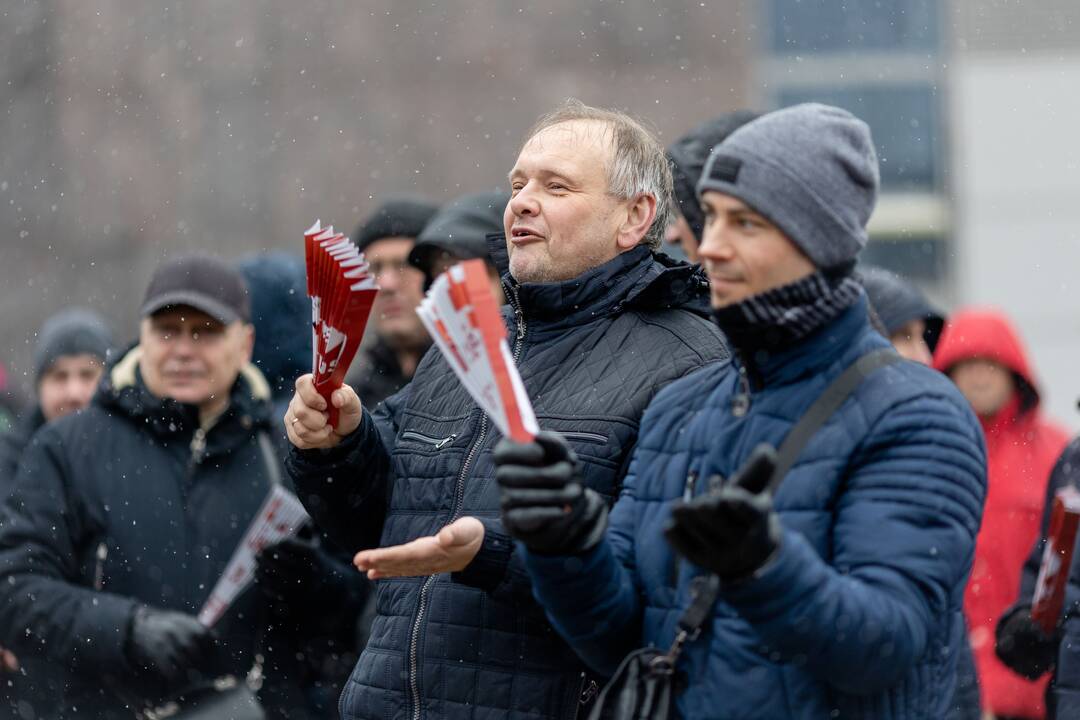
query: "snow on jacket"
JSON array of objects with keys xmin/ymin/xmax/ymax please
[
  {"xmin": 526, "ymin": 293, "xmax": 987, "ymax": 719},
  {"xmin": 935, "ymin": 308, "xmax": 1070, "ymax": 718},
  {"xmin": 0, "ymin": 347, "xmax": 313, "ymax": 719},
  {"xmin": 287, "ymin": 242, "xmax": 729, "ymax": 720}
]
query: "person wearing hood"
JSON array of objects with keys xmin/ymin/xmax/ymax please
[
  {"xmin": 0, "ymin": 256, "xmax": 322, "ymax": 719},
  {"xmin": 858, "ymin": 265, "xmax": 944, "ymax": 364},
  {"xmin": 343, "ymin": 198, "xmax": 438, "ymax": 411},
  {"xmin": 495, "ymin": 103, "xmax": 986, "ymax": 718},
  {"xmin": 933, "ymin": 309, "xmax": 1069, "ymax": 719},
  {"xmin": 0, "ymin": 307, "xmax": 112, "ymax": 718},
  {"xmin": 407, "ymin": 190, "xmax": 508, "ymax": 303},
  {"xmin": 283, "ymin": 99, "xmax": 727, "ymax": 720},
  {"xmin": 666, "ymin": 110, "xmax": 759, "ymax": 262}
]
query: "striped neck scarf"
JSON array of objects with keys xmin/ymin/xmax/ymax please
[{"xmin": 712, "ymin": 269, "xmax": 862, "ymax": 355}]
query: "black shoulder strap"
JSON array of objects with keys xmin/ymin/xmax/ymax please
[
  {"xmin": 767, "ymin": 347, "xmax": 899, "ymax": 496},
  {"xmin": 673, "ymin": 347, "xmax": 899, "ymax": 642}
]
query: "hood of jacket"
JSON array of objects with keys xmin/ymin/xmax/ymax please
[{"xmin": 933, "ymin": 307, "xmax": 1040, "ymax": 412}]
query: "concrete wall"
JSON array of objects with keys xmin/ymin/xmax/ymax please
[{"xmin": 950, "ymin": 51, "xmax": 1080, "ymax": 430}]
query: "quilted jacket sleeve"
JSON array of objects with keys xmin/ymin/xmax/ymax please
[
  {"xmin": 522, "ymin": 457, "xmax": 647, "ymax": 676},
  {"xmin": 721, "ymin": 392, "xmax": 986, "ymax": 694},
  {"xmin": 0, "ymin": 426, "xmax": 138, "ymax": 671},
  {"xmin": 287, "ymin": 383, "xmax": 408, "ymax": 553}
]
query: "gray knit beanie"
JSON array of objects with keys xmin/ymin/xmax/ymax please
[
  {"xmin": 696, "ymin": 103, "xmax": 879, "ymax": 269},
  {"xmin": 33, "ymin": 308, "xmax": 113, "ymax": 383}
]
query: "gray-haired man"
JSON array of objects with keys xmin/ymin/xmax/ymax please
[{"xmin": 283, "ymin": 100, "xmax": 729, "ymax": 720}]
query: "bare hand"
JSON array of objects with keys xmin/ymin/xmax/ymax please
[
  {"xmin": 353, "ymin": 517, "xmax": 485, "ymax": 579},
  {"xmin": 0, "ymin": 647, "xmax": 18, "ymax": 673},
  {"xmin": 284, "ymin": 374, "xmax": 363, "ymax": 449}
]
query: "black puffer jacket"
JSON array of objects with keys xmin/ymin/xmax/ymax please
[
  {"xmin": 0, "ymin": 348, "xmax": 313, "ymax": 719},
  {"xmin": 288, "ymin": 241, "xmax": 729, "ymax": 720}
]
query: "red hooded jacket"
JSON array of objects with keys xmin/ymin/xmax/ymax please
[{"xmin": 935, "ymin": 308, "xmax": 1069, "ymax": 719}]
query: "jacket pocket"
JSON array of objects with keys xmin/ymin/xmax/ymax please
[{"xmin": 399, "ymin": 430, "xmax": 458, "ymax": 450}]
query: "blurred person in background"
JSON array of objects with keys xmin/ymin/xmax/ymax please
[
  {"xmin": 284, "ymin": 99, "xmax": 726, "ymax": 720},
  {"xmin": 858, "ymin": 265, "xmax": 944, "ymax": 364},
  {"xmin": 934, "ymin": 308, "xmax": 1070, "ymax": 720},
  {"xmin": 239, "ymin": 251, "xmax": 372, "ymax": 718},
  {"xmin": 0, "ymin": 255, "xmax": 330, "ymax": 719},
  {"xmin": 344, "ymin": 198, "xmax": 438, "ymax": 409},
  {"xmin": 407, "ymin": 189, "xmax": 508, "ymax": 302},
  {"xmin": 665, "ymin": 110, "xmax": 759, "ymax": 263},
  {"xmin": 0, "ymin": 308, "xmax": 112, "ymax": 719},
  {"xmin": 497, "ymin": 104, "xmax": 986, "ymax": 719}
]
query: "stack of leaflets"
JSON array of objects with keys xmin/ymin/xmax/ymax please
[
  {"xmin": 416, "ymin": 259, "xmax": 538, "ymax": 442},
  {"xmin": 198, "ymin": 486, "xmax": 310, "ymax": 627},
  {"xmin": 304, "ymin": 220, "xmax": 379, "ymax": 428},
  {"xmin": 1031, "ymin": 485, "xmax": 1080, "ymax": 633}
]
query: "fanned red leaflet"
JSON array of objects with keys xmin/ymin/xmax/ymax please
[
  {"xmin": 303, "ymin": 220, "xmax": 379, "ymax": 428},
  {"xmin": 415, "ymin": 259, "xmax": 538, "ymax": 443},
  {"xmin": 1031, "ymin": 485, "xmax": 1080, "ymax": 633}
]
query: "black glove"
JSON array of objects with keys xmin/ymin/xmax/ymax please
[
  {"xmin": 495, "ymin": 430, "xmax": 608, "ymax": 556},
  {"xmin": 995, "ymin": 603, "xmax": 1061, "ymax": 679},
  {"xmin": 255, "ymin": 533, "xmax": 332, "ymax": 609},
  {"xmin": 125, "ymin": 607, "xmax": 214, "ymax": 687},
  {"xmin": 664, "ymin": 444, "xmax": 781, "ymax": 582}
]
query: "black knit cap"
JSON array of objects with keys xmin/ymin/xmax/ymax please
[
  {"xmin": 33, "ymin": 308, "xmax": 113, "ymax": 383},
  {"xmin": 667, "ymin": 110, "xmax": 760, "ymax": 243},
  {"xmin": 141, "ymin": 254, "xmax": 251, "ymax": 325},
  {"xmin": 352, "ymin": 197, "xmax": 439, "ymax": 253}
]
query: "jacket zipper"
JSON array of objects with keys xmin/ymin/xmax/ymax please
[
  {"xmin": 561, "ymin": 431, "xmax": 606, "ymax": 445},
  {"xmin": 407, "ymin": 287, "xmax": 529, "ymax": 720},
  {"xmin": 400, "ymin": 431, "xmax": 458, "ymax": 450},
  {"xmin": 731, "ymin": 364, "xmax": 752, "ymax": 417}
]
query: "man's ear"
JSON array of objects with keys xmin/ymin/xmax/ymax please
[{"xmin": 616, "ymin": 193, "xmax": 657, "ymax": 251}]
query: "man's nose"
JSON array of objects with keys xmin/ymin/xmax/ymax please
[
  {"xmin": 698, "ymin": 224, "xmax": 733, "ymax": 261},
  {"xmin": 377, "ymin": 268, "xmax": 401, "ymax": 291},
  {"xmin": 508, "ymin": 183, "xmax": 540, "ymax": 217}
]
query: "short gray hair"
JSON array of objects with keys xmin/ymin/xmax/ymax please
[{"xmin": 521, "ymin": 99, "xmax": 673, "ymax": 251}]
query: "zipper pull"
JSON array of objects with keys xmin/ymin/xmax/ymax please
[
  {"xmin": 731, "ymin": 365, "xmax": 751, "ymax": 417},
  {"xmin": 190, "ymin": 428, "xmax": 207, "ymax": 464},
  {"xmin": 671, "ymin": 471, "xmax": 699, "ymax": 586},
  {"xmin": 579, "ymin": 677, "xmax": 599, "ymax": 705},
  {"xmin": 93, "ymin": 542, "xmax": 108, "ymax": 590},
  {"xmin": 435, "ymin": 434, "xmax": 457, "ymax": 450}
]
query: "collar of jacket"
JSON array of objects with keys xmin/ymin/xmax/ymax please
[
  {"xmin": 488, "ymin": 234, "xmax": 711, "ymax": 332},
  {"xmin": 732, "ymin": 292, "xmax": 874, "ymax": 390},
  {"xmin": 95, "ymin": 344, "xmax": 274, "ymax": 450}
]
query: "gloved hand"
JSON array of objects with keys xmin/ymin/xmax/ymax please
[
  {"xmin": 664, "ymin": 444, "xmax": 781, "ymax": 582},
  {"xmin": 125, "ymin": 607, "xmax": 214, "ymax": 687},
  {"xmin": 995, "ymin": 603, "xmax": 1061, "ymax": 679},
  {"xmin": 494, "ymin": 430, "xmax": 608, "ymax": 556},
  {"xmin": 255, "ymin": 533, "xmax": 329, "ymax": 609}
]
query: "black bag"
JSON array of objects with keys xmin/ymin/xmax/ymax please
[{"xmin": 586, "ymin": 349, "xmax": 899, "ymax": 720}]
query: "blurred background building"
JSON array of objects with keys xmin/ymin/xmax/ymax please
[{"xmin": 2, "ymin": 0, "xmax": 1079, "ymax": 427}]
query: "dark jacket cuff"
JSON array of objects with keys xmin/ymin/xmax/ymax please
[{"xmin": 453, "ymin": 518, "xmax": 514, "ymax": 593}]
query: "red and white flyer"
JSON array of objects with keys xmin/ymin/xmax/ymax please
[
  {"xmin": 416, "ymin": 259, "xmax": 538, "ymax": 442},
  {"xmin": 1031, "ymin": 485, "xmax": 1080, "ymax": 633},
  {"xmin": 198, "ymin": 486, "xmax": 310, "ymax": 627},
  {"xmin": 303, "ymin": 219, "xmax": 379, "ymax": 428}
]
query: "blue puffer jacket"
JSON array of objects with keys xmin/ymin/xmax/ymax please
[
  {"xmin": 287, "ymin": 243, "xmax": 729, "ymax": 720},
  {"xmin": 526, "ymin": 295, "xmax": 987, "ymax": 719}
]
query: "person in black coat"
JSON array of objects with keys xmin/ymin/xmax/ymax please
[
  {"xmin": 345, "ymin": 198, "xmax": 438, "ymax": 410},
  {"xmin": 283, "ymin": 100, "xmax": 729, "ymax": 720},
  {"xmin": 0, "ymin": 308, "xmax": 112, "ymax": 719},
  {"xmin": 0, "ymin": 256, "xmax": 329, "ymax": 719},
  {"xmin": 858, "ymin": 265, "xmax": 944, "ymax": 364}
]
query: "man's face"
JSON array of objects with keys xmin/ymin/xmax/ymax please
[
  {"xmin": 38, "ymin": 354, "xmax": 103, "ymax": 421},
  {"xmin": 889, "ymin": 319, "xmax": 933, "ymax": 365},
  {"xmin": 698, "ymin": 191, "xmax": 816, "ymax": 309},
  {"xmin": 139, "ymin": 307, "xmax": 253, "ymax": 411},
  {"xmin": 949, "ymin": 358, "xmax": 1016, "ymax": 418},
  {"xmin": 367, "ymin": 237, "xmax": 428, "ymax": 350},
  {"xmin": 665, "ymin": 212, "xmax": 699, "ymax": 264},
  {"xmin": 505, "ymin": 119, "xmax": 633, "ymax": 284}
]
